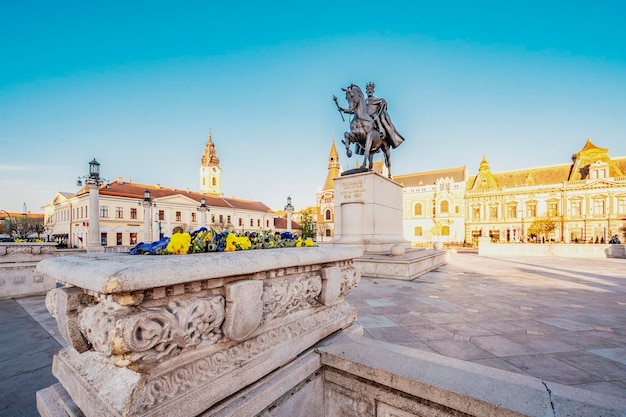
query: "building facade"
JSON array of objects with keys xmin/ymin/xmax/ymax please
[
  {"xmin": 465, "ymin": 139, "xmax": 626, "ymax": 244},
  {"xmin": 395, "ymin": 167, "xmax": 468, "ymax": 245},
  {"xmin": 318, "ymin": 138, "xmax": 626, "ymax": 246},
  {"xmin": 43, "ymin": 135, "xmax": 275, "ymax": 248},
  {"xmin": 316, "ymin": 141, "xmax": 341, "ymax": 240}
]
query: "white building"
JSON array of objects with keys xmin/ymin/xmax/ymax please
[{"xmin": 43, "ymin": 135, "xmax": 274, "ymax": 249}]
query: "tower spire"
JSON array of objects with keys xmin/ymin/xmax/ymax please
[{"xmin": 323, "ymin": 140, "xmax": 340, "ymax": 191}]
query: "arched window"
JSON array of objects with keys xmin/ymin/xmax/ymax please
[
  {"xmin": 325, "ymin": 229, "xmax": 331, "ymax": 237},
  {"xmin": 413, "ymin": 203, "xmax": 423, "ymax": 216},
  {"xmin": 202, "ymin": 178, "xmax": 206, "ymax": 186},
  {"xmin": 414, "ymin": 226, "xmax": 422, "ymax": 236},
  {"xmin": 440, "ymin": 200, "xmax": 449, "ymax": 214},
  {"xmin": 442, "ymin": 225, "xmax": 450, "ymax": 236},
  {"xmin": 212, "ymin": 177, "xmax": 216, "ymax": 186},
  {"xmin": 325, "ymin": 209, "xmax": 332, "ymax": 220}
]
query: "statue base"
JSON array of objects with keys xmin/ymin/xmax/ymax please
[{"xmin": 330, "ymin": 171, "xmax": 447, "ymax": 280}]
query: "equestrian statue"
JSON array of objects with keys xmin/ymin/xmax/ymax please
[{"xmin": 333, "ymin": 82, "xmax": 405, "ymax": 178}]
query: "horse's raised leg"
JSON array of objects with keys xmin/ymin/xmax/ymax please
[
  {"xmin": 362, "ymin": 131, "xmax": 374, "ymax": 169},
  {"xmin": 343, "ymin": 133, "xmax": 353, "ymax": 158}
]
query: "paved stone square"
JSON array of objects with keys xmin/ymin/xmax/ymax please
[
  {"xmin": 347, "ymin": 252, "xmax": 626, "ymax": 399},
  {"xmin": 1, "ymin": 252, "xmax": 625, "ymax": 416}
]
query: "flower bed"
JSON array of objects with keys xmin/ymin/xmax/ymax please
[{"xmin": 130, "ymin": 228, "xmax": 314, "ymax": 255}]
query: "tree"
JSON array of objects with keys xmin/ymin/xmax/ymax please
[
  {"xmin": 299, "ymin": 208, "xmax": 316, "ymax": 240},
  {"xmin": 528, "ymin": 216, "xmax": 557, "ymax": 242},
  {"xmin": 9, "ymin": 216, "xmax": 43, "ymax": 240}
]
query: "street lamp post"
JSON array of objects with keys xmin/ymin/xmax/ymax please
[
  {"xmin": 140, "ymin": 189, "xmax": 154, "ymax": 242},
  {"xmin": 197, "ymin": 196, "xmax": 210, "ymax": 228},
  {"xmin": 76, "ymin": 159, "xmax": 108, "ymax": 252},
  {"xmin": 285, "ymin": 196, "xmax": 294, "ymax": 232}
]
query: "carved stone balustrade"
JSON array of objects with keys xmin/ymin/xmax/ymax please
[{"xmin": 35, "ymin": 246, "xmax": 362, "ymax": 417}]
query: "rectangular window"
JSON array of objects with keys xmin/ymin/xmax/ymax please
[
  {"xmin": 219, "ymin": 214, "xmax": 223, "ymax": 224},
  {"xmin": 257, "ymin": 219, "xmax": 260, "ymax": 227},
  {"xmin": 159, "ymin": 210, "xmax": 165, "ymax": 221},
  {"xmin": 547, "ymin": 202, "xmax": 558, "ymax": 217},
  {"xmin": 227, "ymin": 215, "xmax": 231, "ymax": 224},
  {"xmin": 130, "ymin": 233, "xmax": 137, "ymax": 245},
  {"xmin": 506, "ymin": 205, "xmax": 517, "ymax": 218},
  {"xmin": 116, "ymin": 232, "xmax": 123, "ymax": 246},
  {"xmin": 116, "ymin": 207, "xmax": 123, "ymax": 219},
  {"xmin": 191, "ymin": 212, "xmax": 197, "ymax": 222},
  {"xmin": 101, "ymin": 233, "xmax": 107, "ymax": 246},
  {"xmin": 266, "ymin": 220, "xmax": 269, "ymax": 228},
  {"xmin": 211, "ymin": 214, "xmax": 216, "ymax": 223},
  {"xmin": 130, "ymin": 208, "xmax": 137, "ymax": 219},
  {"xmin": 100, "ymin": 206, "xmax": 109, "ymax": 218},
  {"xmin": 489, "ymin": 206, "xmax": 498, "ymax": 219},
  {"xmin": 472, "ymin": 207, "xmax": 480, "ymax": 220},
  {"xmin": 239, "ymin": 218, "xmax": 243, "ymax": 226},
  {"xmin": 250, "ymin": 219, "xmax": 254, "ymax": 227},
  {"xmin": 571, "ymin": 201, "xmax": 581, "ymax": 216},
  {"xmin": 176, "ymin": 211, "xmax": 182, "ymax": 221},
  {"xmin": 618, "ymin": 198, "xmax": 626, "ymax": 215},
  {"xmin": 593, "ymin": 199, "xmax": 605, "ymax": 215}
]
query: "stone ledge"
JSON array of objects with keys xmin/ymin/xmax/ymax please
[
  {"xmin": 36, "ymin": 246, "xmax": 363, "ymax": 294},
  {"xmin": 317, "ymin": 335, "xmax": 626, "ymax": 417}
]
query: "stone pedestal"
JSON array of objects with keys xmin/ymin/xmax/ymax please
[
  {"xmin": 332, "ymin": 171, "xmax": 409, "ymax": 253},
  {"xmin": 332, "ymin": 171, "xmax": 447, "ymax": 280},
  {"xmin": 0, "ymin": 242, "xmax": 58, "ymax": 299}
]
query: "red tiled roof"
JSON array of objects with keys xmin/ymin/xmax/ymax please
[
  {"xmin": 273, "ymin": 217, "xmax": 302, "ymax": 230},
  {"xmin": 94, "ymin": 182, "xmax": 273, "ymax": 212}
]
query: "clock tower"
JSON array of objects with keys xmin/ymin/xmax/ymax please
[{"xmin": 199, "ymin": 132, "xmax": 222, "ymax": 195}]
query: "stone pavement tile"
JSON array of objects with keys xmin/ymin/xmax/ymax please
[
  {"xmin": 505, "ymin": 333, "xmax": 579, "ymax": 354},
  {"xmin": 614, "ymin": 326, "xmax": 626, "ymax": 336},
  {"xmin": 365, "ymin": 326, "xmax": 421, "ymax": 344},
  {"xmin": 393, "ymin": 340, "xmax": 440, "ymax": 354},
  {"xmin": 419, "ymin": 312, "xmax": 468, "ymax": 324},
  {"xmin": 573, "ymin": 381, "xmax": 626, "ymax": 399},
  {"xmin": 550, "ymin": 351, "xmax": 626, "ymax": 381},
  {"xmin": 465, "ymin": 320, "xmax": 527, "ymax": 335},
  {"xmin": 503, "ymin": 354, "xmax": 602, "ymax": 386},
  {"xmin": 405, "ymin": 323, "xmax": 455, "ymax": 341},
  {"xmin": 506, "ymin": 319, "xmax": 566, "ymax": 335},
  {"xmin": 412, "ymin": 296, "xmax": 459, "ymax": 312},
  {"xmin": 538, "ymin": 317, "xmax": 595, "ymax": 331},
  {"xmin": 426, "ymin": 339, "xmax": 496, "ymax": 361},
  {"xmin": 589, "ymin": 348, "xmax": 626, "ymax": 367},
  {"xmin": 549, "ymin": 330, "xmax": 621, "ymax": 350},
  {"xmin": 436, "ymin": 321, "xmax": 496, "ymax": 338},
  {"xmin": 365, "ymin": 299, "xmax": 397, "ymax": 307},
  {"xmin": 0, "ymin": 364, "xmax": 59, "ymax": 417},
  {"xmin": 469, "ymin": 358, "xmax": 529, "ymax": 376},
  {"xmin": 582, "ymin": 329, "xmax": 626, "ymax": 346},
  {"xmin": 382, "ymin": 313, "xmax": 430, "ymax": 327},
  {"xmin": 564, "ymin": 313, "xmax": 626, "ymax": 329},
  {"xmin": 356, "ymin": 314, "xmax": 398, "ymax": 329},
  {"xmin": 470, "ymin": 335, "xmax": 536, "ymax": 357}
]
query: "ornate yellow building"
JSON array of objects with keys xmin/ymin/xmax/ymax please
[
  {"xmin": 465, "ymin": 138, "xmax": 626, "ymax": 243},
  {"xmin": 317, "ymin": 138, "xmax": 626, "ymax": 246}
]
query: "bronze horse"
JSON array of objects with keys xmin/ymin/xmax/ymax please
[{"xmin": 333, "ymin": 84, "xmax": 392, "ymax": 178}]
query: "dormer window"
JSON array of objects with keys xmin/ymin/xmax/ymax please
[{"xmin": 589, "ymin": 161, "xmax": 609, "ymax": 179}]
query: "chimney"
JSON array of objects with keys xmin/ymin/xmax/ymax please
[
  {"xmin": 156, "ymin": 183, "xmax": 161, "ymax": 189},
  {"xmin": 117, "ymin": 177, "xmax": 123, "ymax": 184}
]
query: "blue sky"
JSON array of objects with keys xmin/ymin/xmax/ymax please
[{"xmin": 1, "ymin": 1, "xmax": 625, "ymax": 214}]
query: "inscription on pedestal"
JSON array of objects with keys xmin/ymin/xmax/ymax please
[{"xmin": 340, "ymin": 179, "xmax": 366, "ymax": 201}]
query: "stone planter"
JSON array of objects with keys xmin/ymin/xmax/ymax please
[{"xmin": 36, "ymin": 246, "xmax": 362, "ymax": 417}]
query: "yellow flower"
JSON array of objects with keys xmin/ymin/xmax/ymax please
[
  {"xmin": 225, "ymin": 233, "xmax": 237, "ymax": 251},
  {"xmin": 166, "ymin": 232, "xmax": 191, "ymax": 254},
  {"xmin": 304, "ymin": 238, "xmax": 314, "ymax": 247},
  {"xmin": 237, "ymin": 235, "xmax": 251, "ymax": 250}
]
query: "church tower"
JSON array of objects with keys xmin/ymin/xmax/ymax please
[
  {"xmin": 316, "ymin": 140, "xmax": 341, "ymax": 240},
  {"xmin": 199, "ymin": 133, "xmax": 222, "ymax": 195}
]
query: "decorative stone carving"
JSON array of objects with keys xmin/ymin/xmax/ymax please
[
  {"xmin": 46, "ymin": 287, "xmax": 92, "ymax": 353},
  {"xmin": 261, "ymin": 276, "xmax": 322, "ymax": 323},
  {"xmin": 340, "ymin": 266, "xmax": 360, "ymax": 296},
  {"xmin": 319, "ymin": 266, "xmax": 342, "ymax": 306},
  {"xmin": 79, "ymin": 296, "xmax": 225, "ymax": 366}
]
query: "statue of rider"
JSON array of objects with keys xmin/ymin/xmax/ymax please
[{"xmin": 365, "ymin": 82, "xmax": 405, "ymax": 149}]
